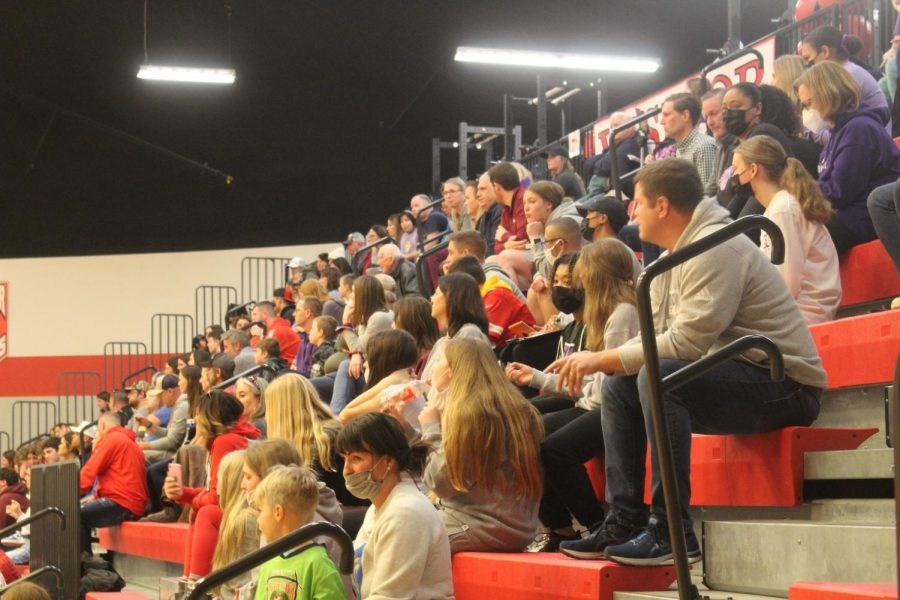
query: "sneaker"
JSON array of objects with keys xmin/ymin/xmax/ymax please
[
  {"xmin": 606, "ymin": 521, "xmax": 701, "ymax": 567},
  {"xmin": 140, "ymin": 504, "xmax": 180, "ymax": 523},
  {"xmin": 559, "ymin": 520, "xmax": 640, "ymax": 560},
  {"xmin": 1, "ymin": 532, "xmax": 25, "ymax": 547},
  {"xmin": 526, "ymin": 530, "xmax": 580, "ymax": 553}
]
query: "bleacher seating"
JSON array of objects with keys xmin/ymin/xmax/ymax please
[
  {"xmin": 98, "ymin": 522, "xmax": 188, "ymax": 565},
  {"xmin": 789, "ymin": 582, "xmax": 899, "ymax": 600},
  {"xmin": 838, "ymin": 241, "xmax": 900, "ymax": 311}
]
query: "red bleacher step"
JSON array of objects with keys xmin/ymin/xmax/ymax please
[
  {"xmin": 452, "ymin": 552, "xmax": 677, "ymax": 600},
  {"xmin": 839, "ymin": 240, "xmax": 900, "ymax": 308},
  {"xmin": 811, "ymin": 310, "xmax": 900, "ymax": 389},
  {"xmin": 790, "ymin": 581, "xmax": 899, "ymax": 599},
  {"xmin": 652, "ymin": 427, "xmax": 878, "ymax": 506},
  {"xmin": 98, "ymin": 521, "xmax": 189, "ymax": 564}
]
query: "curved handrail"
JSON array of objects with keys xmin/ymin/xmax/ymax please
[
  {"xmin": 635, "ymin": 215, "xmax": 784, "ymax": 600},
  {"xmin": 0, "ymin": 565, "xmax": 65, "ymax": 595},
  {"xmin": 350, "ymin": 236, "xmax": 398, "ymax": 274},
  {"xmin": 121, "ymin": 365, "xmax": 157, "ymax": 388},
  {"xmin": 216, "ymin": 363, "xmax": 278, "ymax": 390},
  {"xmin": 0, "ymin": 507, "xmax": 66, "ymax": 539},
  {"xmin": 186, "ymin": 521, "xmax": 353, "ymax": 600},
  {"xmin": 609, "ymin": 106, "xmax": 662, "ymax": 201},
  {"xmin": 225, "ymin": 300, "xmax": 255, "ymax": 318},
  {"xmin": 414, "ymin": 237, "xmax": 451, "ymax": 297},
  {"xmin": 700, "ymin": 46, "xmax": 765, "ymax": 79}
]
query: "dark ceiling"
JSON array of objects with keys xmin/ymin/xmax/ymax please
[{"xmin": 0, "ymin": 0, "xmax": 789, "ymax": 258}]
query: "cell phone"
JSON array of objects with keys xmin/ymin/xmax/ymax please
[
  {"xmin": 167, "ymin": 463, "xmax": 183, "ymax": 487},
  {"xmin": 507, "ymin": 321, "xmax": 536, "ymax": 338}
]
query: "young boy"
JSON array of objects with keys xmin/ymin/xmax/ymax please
[
  {"xmin": 308, "ymin": 316, "xmax": 338, "ymax": 379},
  {"xmin": 253, "ymin": 465, "xmax": 345, "ymax": 600}
]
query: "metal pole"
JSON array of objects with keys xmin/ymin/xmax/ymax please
[
  {"xmin": 483, "ymin": 141, "xmax": 493, "ymax": 174},
  {"xmin": 724, "ymin": 0, "xmax": 742, "ymax": 55},
  {"xmin": 458, "ymin": 121, "xmax": 468, "ymax": 180},
  {"xmin": 514, "ymin": 125, "xmax": 522, "ymax": 160},
  {"xmin": 537, "ymin": 75, "xmax": 548, "ymax": 148},
  {"xmin": 503, "ymin": 93, "xmax": 514, "ymax": 160},
  {"xmin": 431, "ymin": 137, "xmax": 441, "ymax": 197}
]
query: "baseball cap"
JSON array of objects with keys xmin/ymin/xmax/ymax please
[
  {"xmin": 575, "ymin": 195, "xmax": 630, "ymax": 233},
  {"xmin": 342, "ymin": 232, "xmax": 365, "ymax": 246},
  {"xmin": 211, "ymin": 353, "xmax": 236, "ymax": 372},
  {"xmin": 125, "ymin": 380, "xmax": 151, "ymax": 392},
  {"xmin": 287, "ymin": 257, "xmax": 307, "ymax": 269},
  {"xmin": 540, "ymin": 144, "xmax": 569, "ymax": 159}
]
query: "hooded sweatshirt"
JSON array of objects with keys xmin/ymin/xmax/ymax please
[
  {"xmin": 0, "ymin": 483, "xmax": 29, "ymax": 529},
  {"xmin": 817, "ymin": 103, "xmax": 900, "ymax": 242},
  {"xmin": 179, "ymin": 418, "xmax": 260, "ymax": 512},
  {"xmin": 79, "ymin": 425, "xmax": 149, "ymax": 516},
  {"xmin": 617, "ymin": 198, "xmax": 828, "ymax": 390},
  {"xmin": 481, "ymin": 275, "xmax": 535, "ymax": 348}
]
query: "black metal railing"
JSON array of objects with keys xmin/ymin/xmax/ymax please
[
  {"xmin": 841, "ymin": 0, "xmax": 893, "ymax": 67},
  {"xmin": 0, "ymin": 431, "xmax": 9, "ymax": 453},
  {"xmin": 121, "ymin": 365, "xmax": 157, "ymax": 389},
  {"xmin": 350, "ymin": 235, "xmax": 398, "ymax": 275},
  {"xmin": 56, "ymin": 370, "xmax": 101, "ymax": 425},
  {"xmin": 11, "ymin": 401, "xmax": 57, "ymax": 448},
  {"xmin": 241, "ymin": 257, "xmax": 291, "ymax": 303},
  {"xmin": 186, "ymin": 521, "xmax": 353, "ymax": 600},
  {"xmin": 0, "ymin": 507, "xmax": 66, "ymax": 540},
  {"xmin": 216, "ymin": 363, "xmax": 278, "ymax": 390},
  {"xmin": 0, "ymin": 566, "xmax": 64, "ymax": 596},
  {"xmin": 635, "ymin": 215, "xmax": 786, "ymax": 600},
  {"xmin": 414, "ymin": 237, "xmax": 451, "ymax": 298},
  {"xmin": 103, "ymin": 341, "xmax": 149, "ymax": 391},
  {"xmin": 151, "ymin": 313, "xmax": 194, "ymax": 371},
  {"xmin": 195, "ymin": 285, "xmax": 238, "ymax": 331},
  {"xmin": 700, "ymin": 45, "xmax": 766, "ymax": 80},
  {"xmin": 609, "ymin": 107, "xmax": 662, "ymax": 202},
  {"xmin": 774, "ymin": 3, "xmax": 841, "ymax": 59}
]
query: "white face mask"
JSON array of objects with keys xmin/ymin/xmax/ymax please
[{"xmin": 802, "ymin": 108, "xmax": 829, "ymax": 135}]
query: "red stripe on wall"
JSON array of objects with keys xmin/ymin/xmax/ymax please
[{"xmin": 0, "ymin": 355, "xmax": 169, "ymax": 397}]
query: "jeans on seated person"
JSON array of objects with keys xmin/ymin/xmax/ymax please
[
  {"xmin": 80, "ymin": 498, "xmax": 141, "ymax": 554},
  {"xmin": 329, "ymin": 358, "xmax": 364, "ymax": 415},
  {"xmin": 867, "ymin": 181, "xmax": 900, "ymax": 273},
  {"xmin": 310, "ymin": 374, "xmax": 335, "ymax": 406},
  {"xmin": 146, "ymin": 458, "xmax": 173, "ymax": 513},
  {"xmin": 6, "ymin": 537, "xmax": 30, "ymax": 564},
  {"xmin": 601, "ymin": 358, "xmax": 821, "ymax": 529}
]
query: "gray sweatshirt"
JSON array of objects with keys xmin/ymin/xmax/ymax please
[{"xmin": 617, "ymin": 198, "xmax": 827, "ymax": 389}]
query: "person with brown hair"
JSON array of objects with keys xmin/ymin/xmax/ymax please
[{"xmin": 733, "ymin": 135, "xmax": 841, "ymax": 324}]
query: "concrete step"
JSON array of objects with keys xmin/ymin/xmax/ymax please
[
  {"xmin": 703, "ymin": 520, "xmax": 898, "ymax": 596},
  {"xmin": 809, "ymin": 498, "xmax": 896, "ymax": 523},
  {"xmin": 804, "ymin": 448, "xmax": 895, "ymax": 480},
  {"xmin": 615, "ymin": 591, "xmax": 781, "ymax": 600},
  {"xmin": 815, "ymin": 385, "xmax": 889, "ymax": 449}
]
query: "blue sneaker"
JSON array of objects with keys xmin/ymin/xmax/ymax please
[
  {"xmin": 606, "ymin": 521, "xmax": 702, "ymax": 566},
  {"xmin": 559, "ymin": 520, "xmax": 640, "ymax": 560}
]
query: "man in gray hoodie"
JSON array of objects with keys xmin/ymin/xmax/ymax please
[{"xmin": 550, "ymin": 158, "xmax": 827, "ymax": 566}]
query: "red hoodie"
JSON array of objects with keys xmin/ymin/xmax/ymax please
[
  {"xmin": 80, "ymin": 426, "xmax": 148, "ymax": 516},
  {"xmin": 179, "ymin": 417, "xmax": 260, "ymax": 512},
  {"xmin": 266, "ymin": 317, "xmax": 300, "ymax": 364}
]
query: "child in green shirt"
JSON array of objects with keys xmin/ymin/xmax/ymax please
[{"xmin": 253, "ymin": 465, "xmax": 346, "ymax": 600}]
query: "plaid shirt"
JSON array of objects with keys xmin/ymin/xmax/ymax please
[{"xmin": 676, "ymin": 127, "xmax": 718, "ymax": 193}]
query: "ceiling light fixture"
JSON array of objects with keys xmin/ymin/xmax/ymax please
[
  {"xmin": 138, "ymin": 1, "xmax": 236, "ymax": 84},
  {"xmin": 454, "ymin": 46, "xmax": 660, "ymax": 73}
]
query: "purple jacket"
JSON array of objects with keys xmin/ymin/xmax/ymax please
[
  {"xmin": 818, "ymin": 104, "xmax": 900, "ymax": 242},
  {"xmin": 293, "ymin": 331, "xmax": 316, "ymax": 377}
]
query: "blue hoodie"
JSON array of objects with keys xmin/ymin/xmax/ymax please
[{"xmin": 817, "ymin": 103, "xmax": 900, "ymax": 242}]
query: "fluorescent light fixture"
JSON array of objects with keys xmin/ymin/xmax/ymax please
[
  {"xmin": 454, "ymin": 47, "xmax": 660, "ymax": 73},
  {"xmin": 137, "ymin": 64, "xmax": 236, "ymax": 84},
  {"xmin": 551, "ymin": 88, "xmax": 582, "ymax": 106}
]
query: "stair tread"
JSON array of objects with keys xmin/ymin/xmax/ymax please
[
  {"xmin": 614, "ymin": 591, "xmax": 782, "ymax": 600},
  {"xmin": 804, "ymin": 447, "xmax": 894, "ymax": 480}
]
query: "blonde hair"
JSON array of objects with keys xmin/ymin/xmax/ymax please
[
  {"xmin": 265, "ymin": 374, "xmax": 340, "ymax": 472},
  {"xmin": 1, "ymin": 583, "xmax": 51, "ymax": 600},
  {"xmin": 795, "ymin": 61, "xmax": 860, "ymax": 120},
  {"xmin": 735, "ymin": 135, "xmax": 833, "ymax": 224},
  {"xmin": 299, "ymin": 279, "xmax": 330, "ymax": 303},
  {"xmin": 574, "ymin": 238, "xmax": 637, "ymax": 351},
  {"xmin": 211, "ymin": 451, "xmax": 255, "ymax": 573},
  {"xmin": 441, "ymin": 337, "xmax": 543, "ymax": 501},
  {"xmin": 773, "ymin": 55, "xmax": 804, "ymax": 106},
  {"xmin": 252, "ymin": 464, "xmax": 319, "ymax": 525}
]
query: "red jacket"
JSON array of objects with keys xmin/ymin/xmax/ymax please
[
  {"xmin": 179, "ymin": 418, "xmax": 260, "ymax": 512},
  {"xmin": 482, "ymin": 276, "xmax": 536, "ymax": 348},
  {"xmin": 494, "ymin": 186, "xmax": 528, "ymax": 255},
  {"xmin": 80, "ymin": 426, "xmax": 148, "ymax": 516},
  {"xmin": 266, "ymin": 317, "xmax": 300, "ymax": 364}
]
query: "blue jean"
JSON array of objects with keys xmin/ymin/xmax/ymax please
[
  {"xmin": 81, "ymin": 498, "xmax": 141, "ymax": 554},
  {"xmin": 328, "ymin": 359, "xmax": 364, "ymax": 415},
  {"xmin": 147, "ymin": 458, "xmax": 173, "ymax": 513},
  {"xmin": 867, "ymin": 181, "xmax": 900, "ymax": 275},
  {"xmin": 601, "ymin": 358, "xmax": 821, "ymax": 529},
  {"xmin": 6, "ymin": 537, "xmax": 30, "ymax": 564}
]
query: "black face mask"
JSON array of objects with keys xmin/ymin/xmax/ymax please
[
  {"xmin": 580, "ymin": 219, "xmax": 595, "ymax": 240},
  {"xmin": 551, "ymin": 286, "xmax": 585, "ymax": 314},
  {"xmin": 729, "ymin": 172, "xmax": 752, "ymax": 199},
  {"xmin": 723, "ymin": 108, "xmax": 750, "ymax": 137}
]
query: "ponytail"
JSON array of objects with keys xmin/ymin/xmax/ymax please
[
  {"xmin": 780, "ymin": 157, "xmax": 834, "ymax": 224},
  {"xmin": 399, "ymin": 441, "xmax": 430, "ymax": 479}
]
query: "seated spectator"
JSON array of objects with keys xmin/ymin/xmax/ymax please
[
  {"xmin": 292, "ymin": 295, "xmax": 323, "ymax": 377},
  {"xmin": 365, "ymin": 224, "xmax": 391, "ymax": 268},
  {"xmin": 251, "ymin": 301, "xmax": 300, "ymax": 365},
  {"xmin": 526, "ymin": 217, "xmax": 584, "ymax": 326},
  {"xmin": 448, "ymin": 256, "xmax": 535, "ymax": 348},
  {"xmin": 773, "ymin": 54, "xmax": 805, "ymax": 110},
  {"xmin": 201, "ymin": 353, "xmax": 236, "ymax": 393},
  {"xmin": 309, "ymin": 316, "xmax": 339, "ymax": 379},
  {"xmin": 583, "ymin": 111, "xmax": 643, "ymax": 197},
  {"xmin": 733, "ymin": 135, "xmax": 841, "ymax": 324},
  {"xmin": 421, "ymin": 273, "xmax": 490, "ymax": 403},
  {"xmin": 136, "ymin": 373, "xmax": 189, "ymax": 462},
  {"xmin": 411, "ymin": 194, "xmax": 450, "ymax": 249},
  {"xmin": 337, "ymin": 413, "xmax": 453, "ymax": 600},
  {"xmin": 319, "ymin": 265, "xmax": 342, "ymax": 299},
  {"xmin": 272, "ymin": 288, "xmax": 296, "ymax": 323},
  {"xmin": 338, "ymin": 330, "xmax": 420, "ymax": 425},
  {"xmin": 551, "ymin": 159, "xmax": 825, "ymax": 565},
  {"xmin": 660, "ymin": 93, "xmax": 717, "ymax": 192},
  {"xmin": 796, "ymin": 61, "xmax": 900, "ymax": 253},
  {"xmin": 487, "ymin": 163, "xmax": 528, "ymax": 259},
  {"xmin": 464, "ymin": 180, "xmax": 480, "ymax": 227},
  {"xmin": 164, "ymin": 390, "xmax": 260, "ymax": 579},
  {"xmin": 760, "ymin": 84, "xmax": 823, "ymax": 179},
  {"xmin": 442, "ymin": 177, "xmax": 472, "ymax": 232},
  {"xmin": 475, "ymin": 173, "xmax": 503, "ymax": 258},
  {"xmin": 419, "ymin": 336, "xmax": 543, "ymax": 553},
  {"xmin": 398, "ymin": 210, "xmax": 420, "ymax": 261},
  {"xmin": 0, "ymin": 451, "xmax": 14, "ymax": 471},
  {"xmin": 542, "ymin": 145, "xmax": 587, "ymax": 199},
  {"xmin": 376, "ymin": 243, "xmax": 420, "ymax": 297},
  {"xmin": 255, "ymin": 338, "xmax": 290, "ymax": 381},
  {"xmin": 801, "ymin": 25, "xmax": 890, "ymax": 129},
  {"xmin": 0, "ymin": 469, "xmax": 29, "ymax": 528},
  {"xmin": 386, "ymin": 213, "xmax": 402, "ymax": 244},
  {"xmin": 701, "ymin": 88, "xmax": 735, "ymax": 196},
  {"xmin": 446, "ymin": 230, "xmax": 525, "ymax": 301},
  {"xmin": 252, "ymin": 465, "xmax": 345, "ymax": 599},
  {"xmin": 392, "ymin": 296, "xmax": 440, "ymax": 378},
  {"xmin": 40, "ymin": 439, "xmax": 60, "ymax": 464},
  {"xmin": 110, "ymin": 390, "xmax": 132, "ymax": 427},
  {"xmin": 223, "ymin": 328, "xmax": 255, "ymax": 376},
  {"xmin": 79, "ymin": 412, "xmax": 149, "ymax": 554},
  {"xmin": 95, "ymin": 391, "xmax": 111, "ymax": 415},
  {"xmin": 59, "ymin": 432, "xmax": 80, "ymax": 463},
  {"xmin": 329, "ymin": 256, "xmax": 352, "ymax": 276},
  {"xmin": 235, "ymin": 375, "xmax": 267, "ymax": 437},
  {"xmin": 867, "ymin": 179, "xmax": 900, "ymax": 285}
]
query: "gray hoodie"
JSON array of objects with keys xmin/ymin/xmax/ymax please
[{"xmin": 617, "ymin": 198, "xmax": 827, "ymax": 389}]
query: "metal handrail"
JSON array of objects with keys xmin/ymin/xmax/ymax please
[
  {"xmin": 225, "ymin": 301, "xmax": 255, "ymax": 318},
  {"xmin": 636, "ymin": 214, "xmax": 785, "ymax": 600},
  {"xmin": 0, "ymin": 565, "xmax": 65, "ymax": 594},
  {"xmin": 609, "ymin": 107, "xmax": 662, "ymax": 201},
  {"xmin": 700, "ymin": 46, "xmax": 765, "ymax": 79},
  {"xmin": 121, "ymin": 365, "xmax": 156, "ymax": 389},
  {"xmin": 186, "ymin": 521, "xmax": 353, "ymax": 600},
  {"xmin": 216, "ymin": 363, "xmax": 278, "ymax": 390},
  {"xmin": 0, "ymin": 507, "xmax": 66, "ymax": 539},
  {"xmin": 414, "ymin": 237, "xmax": 451, "ymax": 297},
  {"xmin": 350, "ymin": 235, "xmax": 398, "ymax": 274}
]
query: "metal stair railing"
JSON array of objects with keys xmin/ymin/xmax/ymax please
[
  {"xmin": 185, "ymin": 521, "xmax": 353, "ymax": 600},
  {"xmin": 414, "ymin": 236, "xmax": 451, "ymax": 298},
  {"xmin": 608, "ymin": 107, "xmax": 661, "ymax": 202},
  {"xmin": 636, "ymin": 214, "xmax": 786, "ymax": 600},
  {"xmin": 215, "ymin": 363, "xmax": 279, "ymax": 390},
  {"xmin": 0, "ymin": 507, "xmax": 67, "ymax": 597},
  {"xmin": 350, "ymin": 235, "xmax": 398, "ymax": 275}
]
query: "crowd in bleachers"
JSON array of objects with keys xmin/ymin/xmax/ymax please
[{"xmin": 3, "ymin": 22, "xmax": 900, "ymax": 600}]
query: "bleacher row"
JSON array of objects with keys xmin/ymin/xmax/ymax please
[{"xmin": 86, "ymin": 240, "xmax": 899, "ymax": 600}]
